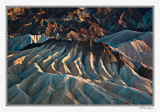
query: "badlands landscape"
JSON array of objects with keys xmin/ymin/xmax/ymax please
[{"xmin": 7, "ymin": 8, "xmax": 153, "ymax": 104}]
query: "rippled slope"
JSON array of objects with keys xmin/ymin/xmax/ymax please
[{"xmin": 7, "ymin": 38, "xmax": 152, "ymax": 104}]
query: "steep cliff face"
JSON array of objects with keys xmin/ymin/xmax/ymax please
[{"xmin": 8, "ymin": 38, "xmax": 152, "ymax": 104}]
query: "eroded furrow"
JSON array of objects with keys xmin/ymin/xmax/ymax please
[{"xmin": 8, "ymin": 38, "xmax": 153, "ymax": 104}]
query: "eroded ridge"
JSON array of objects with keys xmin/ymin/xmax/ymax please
[{"xmin": 8, "ymin": 39, "xmax": 152, "ymax": 104}]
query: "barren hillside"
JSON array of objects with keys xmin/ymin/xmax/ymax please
[{"xmin": 7, "ymin": 7, "xmax": 153, "ymax": 105}]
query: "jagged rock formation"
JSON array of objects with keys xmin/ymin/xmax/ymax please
[
  {"xmin": 8, "ymin": 38, "xmax": 152, "ymax": 104},
  {"xmin": 7, "ymin": 8, "xmax": 106, "ymax": 39},
  {"xmin": 8, "ymin": 8, "xmax": 152, "ymax": 38},
  {"xmin": 96, "ymin": 30, "xmax": 152, "ymax": 80}
]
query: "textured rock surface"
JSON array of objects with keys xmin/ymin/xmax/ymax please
[
  {"xmin": 7, "ymin": 38, "xmax": 152, "ymax": 104},
  {"xmin": 7, "ymin": 7, "xmax": 153, "ymax": 105},
  {"xmin": 8, "ymin": 8, "xmax": 152, "ymax": 38},
  {"xmin": 96, "ymin": 30, "xmax": 152, "ymax": 80}
]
